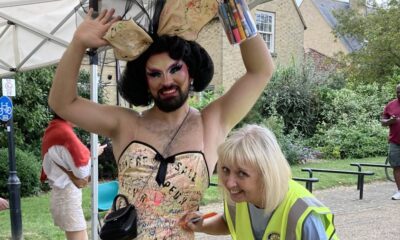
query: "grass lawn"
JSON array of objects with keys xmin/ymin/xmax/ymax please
[{"xmin": 0, "ymin": 156, "xmax": 390, "ymax": 239}]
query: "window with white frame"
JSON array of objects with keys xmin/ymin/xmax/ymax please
[{"xmin": 256, "ymin": 11, "xmax": 275, "ymax": 52}]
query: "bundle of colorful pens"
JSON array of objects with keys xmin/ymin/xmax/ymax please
[{"xmin": 218, "ymin": 0, "xmax": 257, "ymax": 45}]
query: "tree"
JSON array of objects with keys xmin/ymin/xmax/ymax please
[
  {"xmin": 0, "ymin": 67, "xmax": 54, "ymax": 156},
  {"xmin": 243, "ymin": 58, "xmax": 345, "ymax": 137},
  {"xmin": 0, "ymin": 67, "xmax": 105, "ymax": 157},
  {"xmin": 333, "ymin": 0, "xmax": 400, "ymax": 84}
]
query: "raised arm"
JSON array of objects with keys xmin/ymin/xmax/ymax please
[
  {"xmin": 204, "ymin": 34, "xmax": 274, "ymax": 134},
  {"xmin": 48, "ymin": 9, "xmax": 121, "ymax": 137}
]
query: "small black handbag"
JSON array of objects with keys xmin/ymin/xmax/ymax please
[{"xmin": 99, "ymin": 194, "xmax": 138, "ymax": 240}]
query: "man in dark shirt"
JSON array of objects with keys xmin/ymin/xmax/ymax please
[{"xmin": 381, "ymin": 84, "xmax": 400, "ymax": 200}]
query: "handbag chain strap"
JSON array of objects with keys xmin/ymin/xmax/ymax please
[{"xmin": 130, "ymin": 108, "xmax": 191, "ymax": 207}]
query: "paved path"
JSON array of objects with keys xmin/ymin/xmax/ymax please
[{"xmin": 195, "ymin": 181, "xmax": 400, "ymax": 239}]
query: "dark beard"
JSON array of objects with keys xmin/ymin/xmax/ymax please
[{"xmin": 153, "ymin": 87, "xmax": 189, "ymax": 112}]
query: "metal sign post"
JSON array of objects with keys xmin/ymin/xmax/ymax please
[{"xmin": 0, "ymin": 95, "xmax": 22, "ymax": 240}]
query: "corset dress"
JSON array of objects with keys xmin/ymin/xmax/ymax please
[{"xmin": 117, "ymin": 141, "xmax": 210, "ymax": 239}]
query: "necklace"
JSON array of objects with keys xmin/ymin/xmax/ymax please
[
  {"xmin": 131, "ymin": 107, "xmax": 192, "ymax": 206},
  {"xmin": 163, "ymin": 108, "xmax": 191, "ymax": 153},
  {"xmin": 154, "ymin": 108, "xmax": 191, "ymax": 185}
]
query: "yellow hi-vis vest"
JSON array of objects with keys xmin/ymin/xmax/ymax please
[{"xmin": 224, "ymin": 180, "xmax": 338, "ymax": 240}]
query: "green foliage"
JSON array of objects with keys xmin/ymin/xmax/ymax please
[
  {"xmin": 200, "ymin": 175, "xmax": 222, "ymax": 205},
  {"xmin": 0, "ymin": 67, "xmax": 55, "ymax": 156},
  {"xmin": 241, "ymin": 60, "xmax": 394, "ymax": 160},
  {"xmin": 384, "ymin": 67, "xmax": 400, "ymax": 88},
  {"xmin": 333, "ymin": 0, "xmax": 400, "ymax": 84},
  {"xmin": 188, "ymin": 88, "xmax": 222, "ymax": 110},
  {"xmin": 309, "ymin": 119, "xmax": 387, "ymax": 159},
  {"xmin": 0, "ymin": 66, "xmax": 116, "ymax": 181},
  {"xmin": 309, "ymin": 83, "xmax": 390, "ymax": 158},
  {"xmin": 0, "ymin": 148, "xmax": 41, "ymax": 197},
  {"xmin": 261, "ymin": 116, "xmax": 312, "ymax": 165},
  {"xmin": 317, "ymin": 83, "xmax": 387, "ymax": 129},
  {"xmin": 0, "ymin": 67, "xmax": 107, "ymax": 162},
  {"xmin": 245, "ymin": 59, "xmax": 345, "ymax": 137}
]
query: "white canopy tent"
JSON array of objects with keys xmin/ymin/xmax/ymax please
[
  {"xmin": 0, "ymin": 0, "xmax": 86, "ymax": 77},
  {"xmin": 0, "ymin": 0, "xmax": 144, "ymax": 239},
  {"xmin": 0, "ymin": 0, "xmax": 150, "ymax": 77}
]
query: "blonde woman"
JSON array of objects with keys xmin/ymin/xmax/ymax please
[{"xmin": 181, "ymin": 125, "xmax": 337, "ymax": 240}]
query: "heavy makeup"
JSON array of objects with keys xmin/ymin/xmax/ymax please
[{"xmin": 146, "ymin": 52, "xmax": 191, "ymax": 112}]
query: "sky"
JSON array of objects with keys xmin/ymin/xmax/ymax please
[{"xmin": 295, "ymin": 0, "xmax": 386, "ymax": 7}]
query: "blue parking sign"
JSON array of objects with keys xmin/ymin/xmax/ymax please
[{"xmin": 0, "ymin": 96, "xmax": 13, "ymax": 122}]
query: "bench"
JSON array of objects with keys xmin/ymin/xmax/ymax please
[
  {"xmin": 301, "ymin": 168, "xmax": 375, "ymax": 200},
  {"xmin": 210, "ymin": 177, "xmax": 319, "ymax": 193},
  {"xmin": 292, "ymin": 177, "xmax": 319, "ymax": 193},
  {"xmin": 351, "ymin": 162, "xmax": 391, "ymax": 172},
  {"xmin": 209, "ymin": 182, "xmax": 218, "ymax": 187},
  {"xmin": 351, "ymin": 163, "xmax": 392, "ymax": 186}
]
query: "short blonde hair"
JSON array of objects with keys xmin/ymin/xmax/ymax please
[{"xmin": 217, "ymin": 124, "xmax": 292, "ymax": 212}]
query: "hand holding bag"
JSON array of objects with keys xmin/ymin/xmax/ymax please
[{"xmin": 100, "ymin": 194, "xmax": 137, "ymax": 240}]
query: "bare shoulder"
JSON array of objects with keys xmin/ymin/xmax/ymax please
[
  {"xmin": 100, "ymin": 104, "xmax": 141, "ymax": 131},
  {"xmin": 102, "ymin": 104, "xmax": 140, "ymax": 120},
  {"xmin": 106, "ymin": 106, "xmax": 141, "ymax": 157},
  {"xmin": 117, "ymin": 105, "xmax": 141, "ymax": 117}
]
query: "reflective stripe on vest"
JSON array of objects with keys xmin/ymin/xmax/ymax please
[
  {"xmin": 286, "ymin": 197, "xmax": 331, "ymax": 239},
  {"xmin": 224, "ymin": 180, "xmax": 337, "ymax": 240}
]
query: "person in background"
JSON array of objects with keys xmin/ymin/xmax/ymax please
[
  {"xmin": 0, "ymin": 197, "xmax": 8, "ymax": 211},
  {"xmin": 181, "ymin": 125, "xmax": 337, "ymax": 240},
  {"xmin": 41, "ymin": 113, "xmax": 106, "ymax": 240},
  {"xmin": 381, "ymin": 83, "xmax": 400, "ymax": 200},
  {"xmin": 48, "ymin": 1, "xmax": 273, "ymax": 238}
]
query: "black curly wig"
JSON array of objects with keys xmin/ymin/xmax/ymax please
[{"xmin": 118, "ymin": 35, "xmax": 214, "ymax": 106}]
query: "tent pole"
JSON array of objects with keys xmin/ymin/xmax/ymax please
[
  {"xmin": 89, "ymin": 52, "xmax": 99, "ymax": 240},
  {"xmin": 115, "ymin": 60, "xmax": 120, "ymax": 106},
  {"xmin": 89, "ymin": 2, "xmax": 99, "ymax": 240}
]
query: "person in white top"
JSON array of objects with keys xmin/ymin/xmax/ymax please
[{"xmin": 41, "ymin": 113, "xmax": 106, "ymax": 240}]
